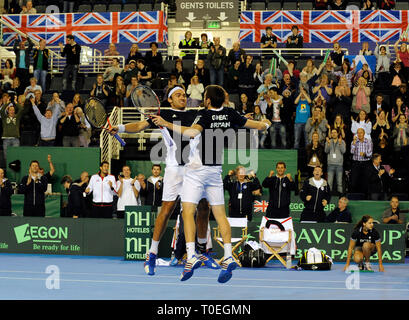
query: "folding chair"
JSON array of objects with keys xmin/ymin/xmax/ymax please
[
  {"xmin": 259, "ymin": 216, "xmax": 296, "ymax": 269},
  {"xmin": 213, "ymin": 217, "xmax": 248, "ymax": 267}
]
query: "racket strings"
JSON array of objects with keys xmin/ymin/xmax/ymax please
[{"xmin": 85, "ymin": 102, "xmax": 107, "ymax": 128}]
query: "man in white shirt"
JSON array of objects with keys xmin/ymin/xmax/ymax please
[
  {"xmin": 116, "ymin": 165, "xmax": 141, "ymax": 218},
  {"xmin": 86, "ymin": 161, "xmax": 117, "ymax": 218}
]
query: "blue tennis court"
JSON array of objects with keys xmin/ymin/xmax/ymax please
[{"xmin": 0, "ymin": 253, "xmax": 408, "ymax": 300}]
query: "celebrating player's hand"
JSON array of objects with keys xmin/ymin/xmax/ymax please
[
  {"xmin": 151, "ymin": 115, "xmax": 167, "ymax": 128},
  {"xmin": 108, "ymin": 126, "xmax": 119, "ymax": 135},
  {"xmin": 322, "ymin": 199, "xmax": 328, "ymax": 207},
  {"xmin": 306, "ymin": 195, "xmax": 312, "ymax": 201}
]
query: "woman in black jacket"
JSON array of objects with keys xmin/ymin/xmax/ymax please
[{"xmin": 299, "ymin": 166, "xmax": 331, "ymax": 222}]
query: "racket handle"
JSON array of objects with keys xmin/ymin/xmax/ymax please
[{"xmin": 114, "ymin": 133, "xmax": 126, "ymax": 147}]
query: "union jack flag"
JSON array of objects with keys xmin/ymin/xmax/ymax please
[
  {"xmin": 254, "ymin": 200, "xmax": 269, "ymax": 213},
  {"xmin": 2, "ymin": 11, "xmax": 168, "ymax": 45},
  {"xmin": 240, "ymin": 10, "xmax": 408, "ymax": 43}
]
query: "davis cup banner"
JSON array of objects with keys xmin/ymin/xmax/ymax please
[
  {"xmin": 2, "ymin": 11, "xmax": 168, "ymax": 45},
  {"xmin": 240, "ymin": 10, "xmax": 409, "ymax": 43}
]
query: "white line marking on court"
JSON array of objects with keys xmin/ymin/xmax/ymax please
[
  {"xmin": 0, "ymin": 270, "xmax": 409, "ymax": 285},
  {"xmin": 0, "ymin": 276, "xmax": 409, "ymax": 292},
  {"xmin": 0, "ymin": 269, "xmax": 407, "ymax": 286}
]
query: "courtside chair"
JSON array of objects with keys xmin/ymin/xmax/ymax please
[
  {"xmin": 259, "ymin": 216, "xmax": 296, "ymax": 269},
  {"xmin": 213, "ymin": 217, "xmax": 248, "ymax": 267}
]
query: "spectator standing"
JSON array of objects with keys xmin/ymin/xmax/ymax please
[
  {"xmin": 32, "ymin": 39, "xmax": 49, "ymax": 93},
  {"xmin": 121, "ymin": 60, "xmax": 138, "ymax": 86},
  {"xmin": 325, "ymin": 129, "xmax": 346, "ymax": 194},
  {"xmin": 197, "ymin": 33, "xmax": 213, "ymax": 60},
  {"xmin": 227, "ymin": 42, "xmax": 246, "ymax": 68},
  {"xmin": 326, "ymin": 197, "xmax": 352, "ymax": 223},
  {"xmin": 223, "ymin": 166, "xmax": 262, "ymax": 222},
  {"xmin": 314, "ymin": 0, "xmax": 329, "ymax": 9},
  {"xmin": 140, "ymin": 164, "xmax": 163, "ymax": 207},
  {"xmin": 305, "ymin": 105, "xmax": 328, "ymax": 145},
  {"xmin": 31, "ymin": 96, "xmax": 62, "ymax": 146},
  {"xmin": 260, "ymin": 26, "xmax": 277, "ymax": 59},
  {"xmin": 350, "ymin": 128, "xmax": 373, "ymax": 193},
  {"xmin": 59, "ymin": 35, "xmax": 81, "ymax": 91},
  {"xmin": 238, "ymin": 55, "xmax": 256, "ymax": 102},
  {"xmin": 286, "ymin": 25, "xmax": 303, "ymax": 49},
  {"xmin": 300, "ymin": 166, "xmax": 331, "ymax": 223},
  {"xmin": 61, "ymin": 175, "xmax": 85, "ymax": 218},
  {"xmin": 266, "ymin": 88, "xmax": 286, "ymax": 148},
  {"xmin": 361, "ymin": 0, "xmax": 376, "ymax": 9},
  {"xmin": 306, "ymin": 131, "xmax": 326, "ymax": 176},
  {"xmin": 330, "ymin": 42, "xmax": 344, "ymax": 67},
  {"xmin": 59, "ymin": 103, "xmax": 81, "ymax": 147},
  {"xmin": 126, "ymin": 44, "xmax": 143, "ymax": 64},
  {"xmin": 372, "ymin": 109, "xmax": 391, "ymax": 146},
  {"xmin": 113, "ymin": 75, "xmax": 126, "ymax": 108},
  {"xmin": 24, "ymin": 77, "xmax": 42, "ymax": 100},
  {"xmin": 47, "ymin": 92, "xmax": 66, "ymax": 115},
  {"xmin": 0, "ymin": 95, "xmax": 26, "ymax": 158},
  {"xmin": 352, "ymin": 77, "xmax": 371, "ymax": 115},
  {"xmin": 144, "ymin": 42, "xmax": 163, "ymax": 76},
  {"xmin": 351, "ymin": 110, "xmax": 372, "ymax": 141},
  {"xmin": 367, "ymin": 153, "xmax": 394, "ymax": 200},
  {"xmin": 207, "ymin": 37, "xmax": 226, "ymax": 86},
  {"xmin": 116, "ymin": 165, "xmax": 141, "ymax": 219},
  {"xmin": 0, "ymin": 168, "xmax": 13, "ymax": 216},
  {"xmin": 392, "ymin": 113, "xmax": 409, "ymax": 161},
  {"xmin": 72, "ymin": 93, "xmax": 84, "ymax": 110},
  {"xmin": 125, "ymin": 76, "xmax": 139, "ymax": 107},
  {"xmin": 90, "ymin": 74, "xmax": 109, "ymax": 107},
  {"xmin": 20, "ymin": 160, "xmax": 48, "ymax": 217},
  {"xmin": 0, "ymin": 59, "xmax": 16, "ymax": 91},
  {"xmin": 75, "ymin": 107, "xmax": 91, "ymax": 147},
  {"xmin": 262, "ymin": 162, "xmax": 295, "ymax": 219},
  {"xmin": 294, "ymin": 88, "xmax": 312, "ymax": 149},
  {"xmin": 86, "ymin": 161, "xmax": 117, "ymax": 218},
  {"xmin": 178, "ymin": 31, "xmax": 197, "ymax": 60},
  {"xmin": 374, "ymin": 42, "xmax": 391, "ymax": 82},
  {"xmin": 383, "ymin": 196, "xmax": 404, "ymax": 224},
  {"xmin": 252, "ymin": 105, "xmax": 268, "ymax": 148},
  {"xmin": 13, "ymin": 38, "xmax": 34, "ymax": 88},
  {"xmin": 225, "ymin": 60, "xmax": 240, "ymax": 94},
  {"xmin": 330, "ymin": 0, "xmax": 348, "ymax": 10}
]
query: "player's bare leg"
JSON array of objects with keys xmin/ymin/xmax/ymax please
[{"xmin": 144, "ymin": 200, "xmax": 177, "ymax": 275}]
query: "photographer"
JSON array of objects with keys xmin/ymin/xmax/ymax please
[
  {"xmin": 223, "ymin": 166, "xmax": 262, "ymax": 222},
  {"xmin": 262, "ymin": 162, "xmax": 295, "ymax": 219}
]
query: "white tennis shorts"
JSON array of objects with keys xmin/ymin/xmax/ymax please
[
  {"xmin": 181, "ymin": 165, "xmax": 225, "ymax": 206},
  {"xmin": 162, "ymin": 165, "xmax": 185, "ymax": 202}
]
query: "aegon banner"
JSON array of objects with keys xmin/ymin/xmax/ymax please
[
  {"xmin": 292, "ymin": 223, "xmax": 405, "ymax": 263},
  {"xmin": 124, "ymin": 206, "xmax": 157, "ymax": 260},
  {"xmin": 0, "ymin": 217, "xmax": 83, "ymax": 255},
  {"xmin": 176, "ymin": 0, "xmax": 238, "ymax": 22}
]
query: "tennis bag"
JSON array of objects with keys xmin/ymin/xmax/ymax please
[
  {"xmin": 297, "ymin": 247, "xmax": 332, "ymax": 270},
  {"xmin": 239, "ymin": 242, "xmax": 267, "ymax": 268}
]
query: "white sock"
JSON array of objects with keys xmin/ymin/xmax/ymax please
[
  {"xmin": 197, "ymin": 237, "xmax": 207, "ymax": 244},
  {"xmin": 186, "ymin": 242, "xmax": 196, "ymax": 260},
  {"xmin": 224, "ymin": 243, "xmax": 232, "ymax": 258},
  {"xmin": 149, "ymin": 240, "xmax": 160, "ymax": 255}
]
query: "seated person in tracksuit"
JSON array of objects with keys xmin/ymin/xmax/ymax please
[
  {"xmin": 299, "ymin": 166, "xmax": 331, "ymax": 222},
  {"xmin": 262, "ymin": 161, "xmax": 295, "ymax": 219},
  {"xmin": 223, "ymin": 166, "xmax": 261, "ymax": 222},
  {"xmin": 326, "ymin": 196, "xmax": 352, "ymax": 223}
]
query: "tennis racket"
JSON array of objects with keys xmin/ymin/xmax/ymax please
[
  {"xmin": 84, "ymin": 97, "xmax": 126, "ymax": 147},
  {"xmin": 130, "ymin": 85, "xmax": 174, "ymax": 147}
]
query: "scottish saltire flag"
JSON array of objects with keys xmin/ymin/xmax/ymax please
[
  {"xmin": 2, "ymin": 11, "xmax": 168, "ymax": 45},
  {"xmin": 345, "ymin": 55, "xmax": 377, "ymax": 74},
  {"xmin": 240, "ymin": 10, "xmax": 408, "ymax": 43}
]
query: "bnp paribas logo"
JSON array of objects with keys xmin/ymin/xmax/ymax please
[{"xmin": 14, "ymin": 224, "xmax": 68, "ymax": 244}]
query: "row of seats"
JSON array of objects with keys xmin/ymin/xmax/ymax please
[
  {"xmin": 34, "ymin": 2, "xmax": 163, "ymax": 13},
  {"xmin": 248, "ymin": 0, "xmax": 409, "ymax": 11}
]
